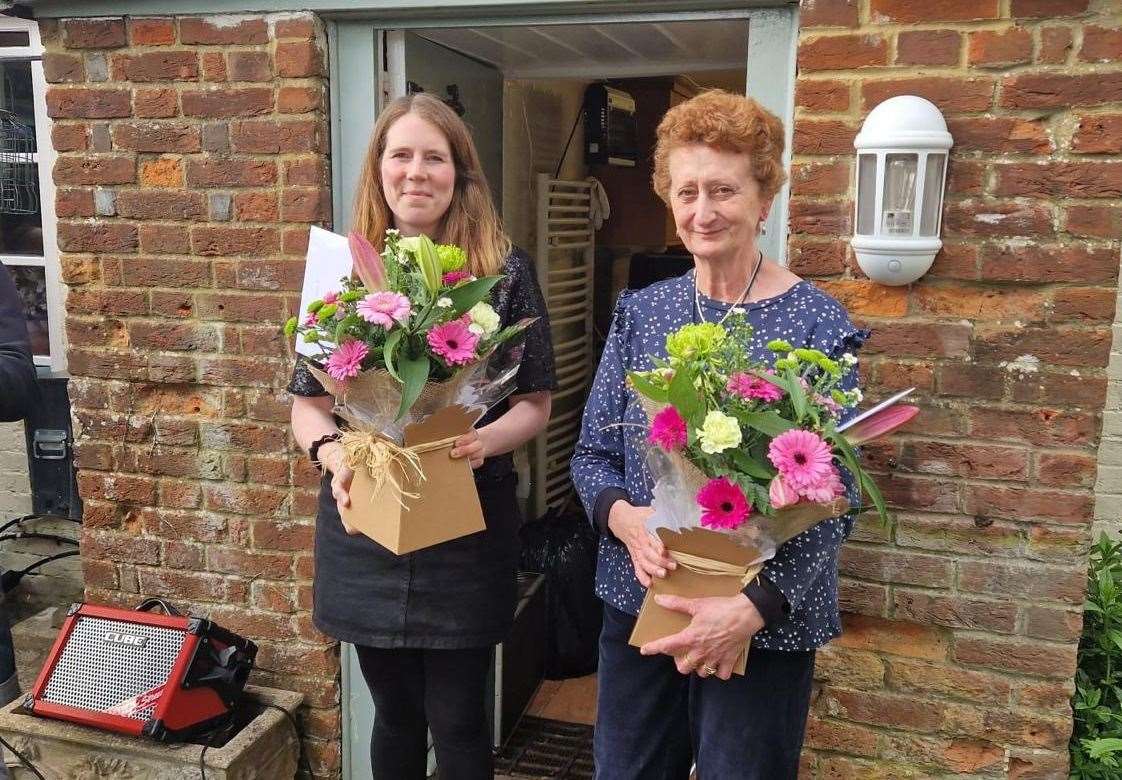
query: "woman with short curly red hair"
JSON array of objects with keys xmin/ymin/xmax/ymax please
[{"xmin": 572, "ymin": 90, "xmax": 868, "ymax": 779}]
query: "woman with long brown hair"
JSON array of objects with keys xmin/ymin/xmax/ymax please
[{"xmin": 288, "ymin": 93, "xmax": 556, "ymax": 780}]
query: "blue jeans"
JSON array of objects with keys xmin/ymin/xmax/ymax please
[{"xmin": 594, "ymin": 604, "xmax": 815, "ymax": 780}]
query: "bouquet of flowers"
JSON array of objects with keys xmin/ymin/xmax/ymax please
[
  {"xmin": 284, "ymin": 228, "xmax": 535, "ymax": 553},
  {"xmin": 625, "ymin": 313, "xmax": 917, "ymax": 672}
]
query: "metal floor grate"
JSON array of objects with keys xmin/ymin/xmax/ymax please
[{"xmin": 495, "ymin": 716, "xmax": 594, "ymax": 779}]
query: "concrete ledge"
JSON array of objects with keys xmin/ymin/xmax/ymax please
[{"xmin": 0, "ymin": 684, "xmax": 303, "ymax": 779}]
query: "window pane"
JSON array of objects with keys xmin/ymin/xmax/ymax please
[
  {"xmin": 920, "ymin": 153, "xmax": 946, "ymax": 237},
  {"xmin": 0, "ymin": 60, "xmax": 36, "ymax": 137},
  {"xmin": 882, "ymin": 153, "xmax": 917, "ymax": 236},
  {"xmin": 856, "ymin": 154, "xmax": 876, "ymax": 235},
  {"xmin": 8, "ymin": 264, "xmax": 49, "ymax": 358},
  {"xmin": 0, "ymin": 32, "xmax": 31, "ymax": 47},
  {"xmin": 0, "ymin": 59, "xmax": 41, "ymax": 254}
]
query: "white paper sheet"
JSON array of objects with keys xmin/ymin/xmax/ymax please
[{"xmin": 295, "ymin": 226, "xmax": 353, "ymax": 358}]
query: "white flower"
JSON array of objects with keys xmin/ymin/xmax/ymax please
[
  {"xmin": 467, "ymin": 302, "xmax": 500, "ymax": 337},
  {"xmin": 437, "ymin": 297, "xmax": 453, "ymax": 308},
  {"xmin": 697, "ymin": 411, "xmax": 742, "ymax": 455},
  {"xmin": 842, "ymin": 352, "xmax": 858, "ymax": 365},
  {"xmin": 850, "ymin": 388, "xmax": 864, "ymax": 402},
  {"xmin": 468, "ymin": 323, "xmax": 485, "ymax": 335}
]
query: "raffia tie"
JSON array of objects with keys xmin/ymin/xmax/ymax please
[
  {"xmin": 667, "ymin": 551, "xmax": 765, "ymax": 588},
  {"xmin": 340, "ymin": 431, "xmax": 461, "ymax": 509}
]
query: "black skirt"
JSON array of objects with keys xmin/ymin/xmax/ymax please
[{"xmin": 311, "ymin": 471, "xmax": 521, "ymax": 649}]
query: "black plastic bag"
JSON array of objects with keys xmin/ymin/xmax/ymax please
[{"xmin": 520, "ymin": 504, "xmax": 603, "ymax": 679}]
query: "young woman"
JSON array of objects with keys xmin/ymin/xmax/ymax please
[{"xmin": 288, "ymin": 93, "xmax": 556, "ymax": 780}]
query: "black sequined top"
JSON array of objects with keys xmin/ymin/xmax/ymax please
[{"xmin": 287, "ymin": 247, "xmax": 558, "ymax": 485}]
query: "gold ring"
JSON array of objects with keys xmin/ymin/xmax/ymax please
[{"xmin": 702, "ymin": 664, "xmax": 718, "ymax": 676}]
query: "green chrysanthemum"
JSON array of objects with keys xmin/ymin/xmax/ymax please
[
  {"xmin": 666, "ymin": 322, "xmax": 726, "ymax": 360},
  {"xmin": 436, "ymin": 244, "xmax": 468, "ymax": 273}
]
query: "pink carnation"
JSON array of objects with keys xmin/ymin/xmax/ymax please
[
  {"xmin": 302, "ymin": 312, "xmax": 318, "ymax": 327},
  {"xmin": 442, "ymin": 270, "xmax": 472, "ymax": 286},
  {"xmin": 321, "ymin": 290, "xmax": 339, "ymax": 305},
  {"xmin": 727, "ymin": 372, "xmax": 784, "ymax": 403},
  {"xmin": 696, "ymin": 477, "xmax": 752, "ymax": 531},
  {"xmin": 800, "ymin": 466, "xmax": 846, "ymax": 503},
  {"xmin": 648, "ymin": 406, "xmax": 687, "ymax": 451},
  {"xmin": 814, "ymin": 392, "xmax": 843, "ymax": 417},
  {"xmin": 767, "ymin": 429, "xmax": 835, "ymax": 491},
  {"xmin": 769, "ymin": 476, "xmax": 800, "ymax": 509},
  {"xmin": 324, "ymin": 340, "xmax": 368, "ymax": 381},
  {"xmin": 358, "ymin": 291, "xmax": 411, "ymax": 328},
  {"xmin": 427, "ymin": 319, "xmax": 479, "ymax": 366}
]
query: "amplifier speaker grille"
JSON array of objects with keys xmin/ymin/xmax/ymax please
[{"xmin": 41, "ymin": 615, "xmax": 186, "ymax": 721}]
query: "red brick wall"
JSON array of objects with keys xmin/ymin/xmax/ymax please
[
  {"xmin": 793, "ymin": 0, "xmax": 1122, "ymax": 776},
  {"xmin": 41, "ymin": 13, "xmax": 337, "ymax": 776},
  {"xmin": 44, "ymin": 2, "xmax": 1122, "ymax": 778}
]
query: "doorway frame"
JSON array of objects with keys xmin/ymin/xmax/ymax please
[{"xmin": 327, "ymin": 7, "xmax": 799, "ymax": 776}]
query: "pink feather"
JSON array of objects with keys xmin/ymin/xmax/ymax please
[
  {"xmin": 843, "ymin": 404, "xmax": 919, "ymax": 445},
  {"xmin": 348, "ymin": 231, "xmax": 386, "ymax": 292}
]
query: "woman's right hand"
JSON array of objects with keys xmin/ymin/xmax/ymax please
[
  {"xmin": 607, "ymin": 501, "xmax": 676, "ymax": 588},
  {"xmin": 320, "ymin": 442, "xmax": 360, "ymax": 535}
]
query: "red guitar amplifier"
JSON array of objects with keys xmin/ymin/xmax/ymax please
[{"xmin": 22, "ymin": 600, "xmax": 257, "ymax": 742}]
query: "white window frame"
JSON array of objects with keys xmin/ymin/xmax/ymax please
[{"xmin": 0, "ymin": 16, "xmax": 64, "ymax": 372}]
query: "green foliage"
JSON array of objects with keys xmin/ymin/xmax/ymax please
[{"xmin": 1071, "ymin": 535, "xmax": 1122, "ymax": 779}]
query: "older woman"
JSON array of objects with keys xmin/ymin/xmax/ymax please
[{"xmin": 571, "ymin": 90, "xmax": 866, "ymax": 779}]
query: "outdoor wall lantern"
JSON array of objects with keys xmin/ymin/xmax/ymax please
[{"xmin": 852, "ymin": 95, "xmax": 953, "ymax": 286}]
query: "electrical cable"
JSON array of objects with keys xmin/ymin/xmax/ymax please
[
  {"xmin": 197, "ymin": 704, "xmax": 312, "ymax": 779},
  {"xmin": 0, "ymin": 515, "xmax": 38, "ymax": 537},
  {"xmin": 553, "ymin": 107, "xmax": 585, "ymax": 180},
  {"xmin": 0, "ymin": 732, "xmax": 46, "ymax": 779},
  {"xmin": 0, "ymin": 532, "xmax": 78, "ymax": 546},
  {"xmin": 1, "ymin": 550, "xmax": 80, "ymax": 593},
  {"xmin": 264, "ymin": 703, "xmax": 314, "ymax": 780}
]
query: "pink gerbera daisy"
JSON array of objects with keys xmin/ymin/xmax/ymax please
[
  {"xmin": 321, "ymin": 290, "xmax": 339, "ymax": 305},
  {"xmin": 427, "ymin": 319, "xmax": 479, "ymax": 366},
  {"xmin": 442, "ymin": 270, "xmax": 472, "ymax": 286},
  {"xmin": 696, "ymin": 477, "xmax": 752, "ymax": 531},
  {"xmin": 767, "ymin": 429, "xmax": 835, "ymax": 491},
  {"xmin": 648, "ymin": 406, "xmax": 687, "ymax": 451},
  {"xmin": 324, "ymin": 340, "xmax": 368, "ymax": 381},
  {"xmin": 357, "ymin": 291, "xmax": 411, "ymax": 328},
  {"xmin": 727, "ymin": 372, "xmax": 784, "ymax": 403}
]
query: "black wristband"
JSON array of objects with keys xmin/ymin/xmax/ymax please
[{"xmin": 308, "ymin": 432, "xmax": 342, "ymax": 473}]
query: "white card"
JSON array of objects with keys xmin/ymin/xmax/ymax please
[{"xmin": 295, "ymin": 226, "xmax": 353, "ymax": 358}]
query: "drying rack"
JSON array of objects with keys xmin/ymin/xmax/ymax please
[{"xmin": 0, "ymin": 109, "xmax": 37, "ymax": 215}]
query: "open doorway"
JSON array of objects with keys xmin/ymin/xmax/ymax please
[
  {"xmin": 331, "ymin": 9, "xmax": 797, "ymax": 777},
  {"xmin": 393, "ymin": 13, "xmax": 748, "ymax": 755}
]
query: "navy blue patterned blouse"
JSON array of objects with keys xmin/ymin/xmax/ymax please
[{"xmin": 570, "ymin": 271, "xmax": 868, "ymax": 652}]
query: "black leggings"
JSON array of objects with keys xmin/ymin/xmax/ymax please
[{"xmin": 354, "ymin": 645, "xmax": 493, "ymax": 780}]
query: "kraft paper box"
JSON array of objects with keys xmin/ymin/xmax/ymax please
[
  {"xmin": 628, "ymin": 497, "xmax": 849, "ymax": 676},
  {"xmin": 339, "ymin": 404, "xmax": 486, "ymax": 555}
]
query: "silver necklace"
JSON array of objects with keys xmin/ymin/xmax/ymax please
[{"xmin": 694, "ymin": 250, "xmax": 764, "ymax": 325}]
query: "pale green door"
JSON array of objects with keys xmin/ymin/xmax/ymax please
[{"xmin": 327, "ymin": 6, "xmax": 798, "ymax": 777}]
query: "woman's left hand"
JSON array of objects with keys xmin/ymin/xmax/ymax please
[
  {"xmin": 639, "ymin": 593, "xmax": 765, "ymax": 680},
  {"xmin": 450, "ymin": 428, "xmax": 487, "ymax": 469}
]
